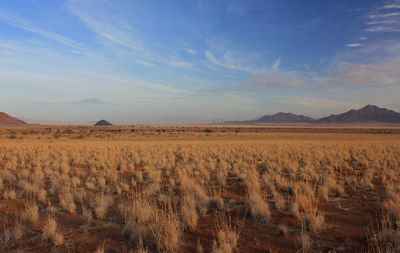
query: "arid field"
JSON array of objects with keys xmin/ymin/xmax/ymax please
[{"xmin": 0, "ymin": 125, "xmax": 399, "ymax": 253}]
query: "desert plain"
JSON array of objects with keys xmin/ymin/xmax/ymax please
[{"xmin": 0, "ymin": 124, "xmax": 399, "ymax": 253}]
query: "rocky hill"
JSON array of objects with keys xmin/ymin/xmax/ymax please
[{"xmin": 0, "ymin": 112, "xmax": 26, "ymax": 125}]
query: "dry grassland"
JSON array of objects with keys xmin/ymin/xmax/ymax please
[{"xmin": 0, "ymin": 126, "xmax": 399, "ymax": 252}]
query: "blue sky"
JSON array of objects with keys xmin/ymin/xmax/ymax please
[{"xmin": 1, "ymin": 0, "xmax": 400, "ymax": 122}]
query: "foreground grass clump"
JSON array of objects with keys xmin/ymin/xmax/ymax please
[
  {"xmin": 42, "ymin": 217, "xmax": 64, "ymax": 246},
  {"xmin": 212, "ymin": 216, "xmax": 241, "ymax": 253}
]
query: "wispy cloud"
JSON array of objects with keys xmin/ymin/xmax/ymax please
[
  {"xmin": 66, "ymin": 97, "xmax": 113, "ymax": 106},
  {"xmin": 0, "ymin": 31, "xmax": 194, "ymax": 98},
  {"xmin": 205, "ymin": 50, "xmax": 263, "ymax": 74},
  {"xmin": 330, "ymin": 60, "xmax": 400, "ymax": 86},
  {"xmin": 220, "ymin": 46, "xmax": 400, "ymax": 92},
  {"xmin": 67, "ymin": 0, "xmax": 194, "ymax": 71},
  {"xmin": 242, "ymin": 60, "xmax": 400, "ymax": 90},
  {"xmin": 0, "ymin": 10, "xmax": 88, "ymax": 52},
  {"xmin": 247, "ymin": 72, "xmax": 310, "ymax": 89},
  {"xmin": 366, "ymin": 0, "xmax": 400, "ymax": 32},
  {"xmin": 382, "ymin": 2, "xmax": 400, "ymax": 9},
  {"xmin": 272, "ymin": 58, "xmax": 282, "ymax": 71},
  {"xmin": 68, "ymin": 1, "xmax": 141, "ymax": 50},
  {"xmin": 205, "ymin": 51, "xmax": 227, "ymax": 68},
  {"xmin": 227, "ymin": 71, "xmax": 314, "ymax": 91},
  {"xmin": 275, "ymin": 95, "xmax": 359, "ymax": 111},
  {"xmin": 185, "ymin": 48, "xmax": 196, "ymax": 55}
]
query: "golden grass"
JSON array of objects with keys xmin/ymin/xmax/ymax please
[{"xmin": 0, "ymin": 129, "xmax": 398, "ymax": 252}]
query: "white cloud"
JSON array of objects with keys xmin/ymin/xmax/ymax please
[
  {"xmin": 368, "ymin": 12, "xmax": 400, "ymax": 19},
  {"xmin": 346, "ymin": 43, "xmax": 362, "ymax": 47},
  {"xmin": 272, "ymin": 58, "xmax": 282, "ymax": 71},
  {"xmin": 366, "ymin": 26, "xmax": 400, "ymax": 32},
  {"xmin": 382, "ymin": 3, "xmax": 400, "ymax": 9},
  {"xmin": 185, "ymin": 48, "xmax": 196, "ymax": 55}
]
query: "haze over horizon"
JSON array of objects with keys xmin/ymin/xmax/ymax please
[{"xmin": 1, "ymin": 0, "xmax": 400, "ymax": 123}]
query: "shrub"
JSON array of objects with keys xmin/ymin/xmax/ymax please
[
  {"xmin": 150, "ymin": 207, "xmax": 182, "ymax": 253},
  {"xmin": 122, "ymin": 198, "xmax": 154, "ymax": 246},
  {"xmin": 13, "ymin": 219, "xmax": 23, "ymax": 241},
  {"xmin": 247, "ymin": 191, "xmax": 270, "ymax": 223},
  {"xmin": 211, "ymin": 216, "xmax": 240, "ymax": 253},
  {"xmin": 296, "ymin": 232, "xmax": 311, "ymax": 253},
  {"xmin": 23, "ymin": 202, "xmax": 39, "ymax": 224},
  {"xmin": 181, "ymin": 194, "xmax": 199, "ymax": 231},
  {"xmin": 277, "ymin": 224, "xmax": 288, "ymax": 237},
  {"xmin": 93, "ymin": 194, "xmax": 114, "ymax": 220},
  {"xmin": 42, "ymin": 217, "xmax": 64, "ymax": 246},
  {"xmin": 58, "ymin": 191, "xmax": 76, "ymax": 214}
]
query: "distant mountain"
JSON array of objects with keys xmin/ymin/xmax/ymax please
[
  {"xmin": 0, "ymin": 112, "xmax": 26, "ymax": 125},
  {"xmin": 315, "ymin": 105, "xmax": 400, "ymax": 123},
  {"xmin": 229, "ymin": 112, "xmax": 314, "ymax": 124},
  {"xmin": 226, "ymin": 105, "xmax": 400, "ymax": 124},
  {"xmin": 258, "ymin": 112, "xmax": 314, "ymax": 123},
  {"xmin": 94, "ymin": 119, "xmax": 113, "ymax": 126}
]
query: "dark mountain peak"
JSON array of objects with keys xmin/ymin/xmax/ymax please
[
  {"xmin": 95, "ymin": 119, "xmax": 113, "ymax": 126},
  {"xmin": 358, "ymin": 104, "xmax": 386, "ymax": 113},
  {"xmin": 315, "ymin": 105, "xmax": 400, "ymax": 123},
  {"xmin": 360, "ymin": 104, "xmax": 380, "ymax": 110},
  {"xmin": 274, "ymin": 112, "xmax": 296, "ymax": 117},
  {"xmin": 0, "ymin": 112, "xmax": 26, "ymax": 125}
]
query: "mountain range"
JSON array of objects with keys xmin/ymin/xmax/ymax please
[
  {"xmin": 1, "ymin": 105, "xmax": 400, "ymax": 125},
  {"xmin": 314, "ymin": 105, "xmax": 400, "ymax": 123},
  {"xmin": 232, "ymin": 112, "xmax": 314, "ymax": 124},
  {"xmin": 229, "ymin": 105, "xmax": 400, "ymax": 124}
]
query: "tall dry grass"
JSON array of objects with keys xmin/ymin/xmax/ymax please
[{"xmin": 0, "ymin": 137, "xmax": 398, "ymax": 252}]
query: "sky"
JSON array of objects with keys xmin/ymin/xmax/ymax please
[{"xmin": 1, "ymin": 0, "xmax": 400, "ymax": 123}]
